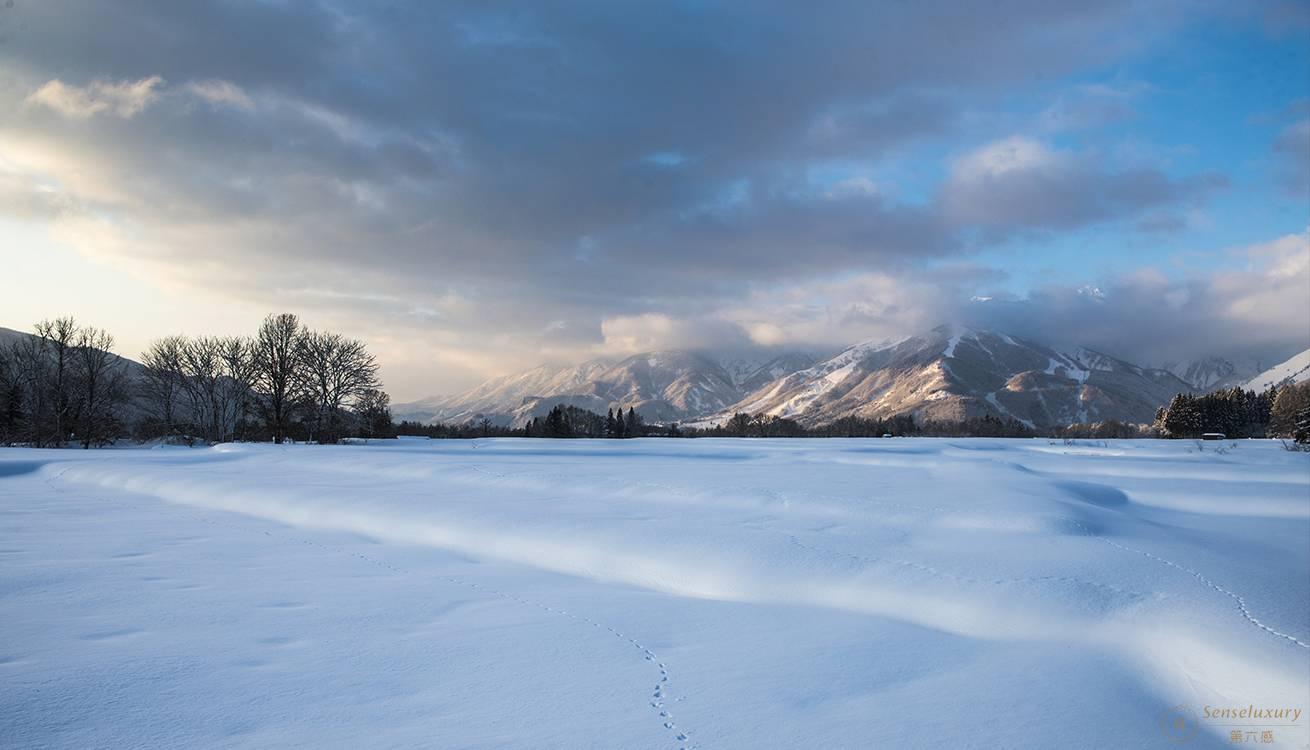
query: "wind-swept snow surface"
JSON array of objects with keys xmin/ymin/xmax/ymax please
[{"xmin": 2, "ymin": 439, "xmax": 1308, "ymax": 749}]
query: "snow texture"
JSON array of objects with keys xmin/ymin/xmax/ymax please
[{"xmin": 2, "ymin": 438, "xmax": 1308, "ymax": 748}]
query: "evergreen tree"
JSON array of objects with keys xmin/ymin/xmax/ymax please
[
  {"xmin": 1161, "ymin": 393, "xmax": 1202, "ymax": 437},
  {"xmin": 1270, "ymin": 383, "xmax": 1310, "ymax": 438},
  {"xmin": 1295, "ymin": 405, "xmax": 1310, "ymax": 445},
  {"xmin": 625, "ymin": 406, "xmax": 639, "ymax": 437},
  {"xmin": 726, "ymin": 412, "xmax": 752, "ymax": 437},
  {"xmin": 544, "ymin": 405, "xmax": 566, "ymax": 437}
]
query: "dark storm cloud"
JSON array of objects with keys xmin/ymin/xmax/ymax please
[{"xmin": 1, "ymin": 2, "xmax": 1201, "ymax": 283}]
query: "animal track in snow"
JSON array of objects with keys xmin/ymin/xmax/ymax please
[{"xmin": 1081, "ymin": 522, "xmax": 1310, "ymax": 650}]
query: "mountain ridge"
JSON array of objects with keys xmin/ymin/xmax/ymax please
[
  {"xmin": 711, "ymin": 325, "xmax": 1193, "ymax": 428},
  {"xmin": 394, "ymin": 348, "xmax": 824, "ymax": 426},
  {"xmin": 386, "ymin": 327, "xmax": 1310, "ymax": 429},
  {"xmin": 1243, "ymin": 348, "xmax": 1310, "ymax": 392},
  {"xmin": 396, "ymin": 326, "xmax": 1206, "ymax": 428}
]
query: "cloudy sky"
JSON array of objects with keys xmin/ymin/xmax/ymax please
[{"xmin": 1, "ymin": 1, "xmax": 1307, "ymax": 399}]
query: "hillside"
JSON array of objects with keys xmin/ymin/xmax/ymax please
[
  {"xmin": 395, "ymin": 350, "xmax": 820, "ymax": 426},
  {"xmin": 1243, "ymin": 348, "xmax": 1310, "ymax": 392},
  {"xmin": 719, "ymin": 325, "xmax": 1193, "ymax": 428}
]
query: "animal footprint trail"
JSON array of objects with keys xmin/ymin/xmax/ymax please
[
  {"xmin": 1073, "ymin": 520, "xmax": 1310, "ymax": 650},
  {"xmin": 443, "ymin": 574, "xmax": 697, "ymax": 748}
]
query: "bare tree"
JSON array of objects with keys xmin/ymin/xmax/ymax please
[
  {"xmin": 299, "ymin": 330, "xmax": 380, "ymax": 443},
  {"xmin": 355, "ymin": 388, "xmax": 393, "ymax": 439},
  {"xmin": 33, "ymin": 317, "xmax": 79, "ymax": 445},
  {"xmin": 219, "ymin": 336, "xmax": 257, "ymax": 442},
  {"xmin": 181, "ymin": 336, "xmax": 226, "ymax": 442},
  {"xmin": 254, "ymin": 313, "xmax": 305, "ymax": 444},
  {"xmin": 0, "ymin": 346, "xmax": 21, "ymax": 445},
  {"xmin": 141, "ymin": 334, "xmax": 256, "ymax": 443},
  {"xmin": 140, "ymin": 336, "xmax": 188, "ymax": 437},
  {"xmin": 8, "ymin": 335, "xmax": 52, "ymax": 446},
  {"xmin": 72, "ymin": 327, "xmax": 126, "ymax": 448}
]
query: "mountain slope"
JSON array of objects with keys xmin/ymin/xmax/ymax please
[
  {"xmin": 393, "ymin": 359, "xmax": 614, "ymax": 424},
  {"xmin": 1243, "ymin": 348, "xmax": 1310, "ymax": 392},
  {"xmin": 396, "ymin": 349, "xmax": 820, "ymax": 426},
  {"xmin": 1, "ymin": 325, "xmax": 152, "ymax": 425},
  {"xmin": 725, "ymin": 325, "xmax": 1192, "ymax": 428},
  {"xmin": 1163, "ymin": 356, "xmax": 1258, "ymax": 392},
  {"xmin": 1, "ymin": 326, "xmax": 148, "ymax": 378}
]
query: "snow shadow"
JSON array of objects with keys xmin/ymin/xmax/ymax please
[
  {"xmin": 0, "ymin": 460, "xmax": 47, "ymax": 478},
  {"xmin": 1055, "ymin": 480, "xmax": 1130, "ymax": 508}
]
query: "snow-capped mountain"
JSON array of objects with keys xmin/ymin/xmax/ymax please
[
  {"xmin": 397, "ymin": 327, "xmax": 1308, "ymax": 430},
  {"xmin": 395, "ymin": 349, "xmax": 820, "ymax": 426},
  {"xmin": 717, "ymin": 351, "xmax": 829, "ymax": 393},
  {"xmin": 393, "ymin": 359, "xmax": 614, "ymax": 424},
  {"xmin": 1162, "ymin": 356, "xmax": 1259, "ymax": 392},
  {"xmin": 1243, "ymin": 348, "xmax": 1310, "ymax": 392},
  {"xmin": 717, "ymin": 325, "xmax": 1192, "ymax": 428}
]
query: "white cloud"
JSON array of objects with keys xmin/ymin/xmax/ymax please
[
  {"xmin": 25, "ymin": 76, "xmax": 164, "ymax": 119},
  {"xmin": 951, "ymin": 136, "xmax": 1063, "ymax": 181},
  {"xmin": 600, "ymin": 313, "xmax": 750, "ymax": 354},
  {"xmin": 720, "ymin": 272, "xmax": 949, "ymax": 350},
  {"xmin": 962, "ymin": 230, "xmax": 1310, "ymax": 364},
  {"xmin": 1216, "ymin": 230, "xmax": 1309, "ymax": 322},
  {"xmin": 185, "ymin": 79, "xmax": 254, "ymax": 110},
  {"xmin": 942, "ymin": 135, "xmax": 1224, "ymax": 232}
]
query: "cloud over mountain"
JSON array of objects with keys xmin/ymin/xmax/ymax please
[{"xmin": 0, "ymin": 1, "xmax": 1304, "ymax": 397}]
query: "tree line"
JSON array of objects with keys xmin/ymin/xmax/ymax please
[
  {"xmin": 396, "ymin": 407, "xmax": 1034, "ymax": 440},
  {"xmin": 524, "ymin": 405, "xmax": 645, "ymax": 438},
  {"xmin": 683, "ymin": 411, "xmax": 1034, "ymax": 438},
  {"xmin": 0, "ymin": 318, "xmax": 127, "ymax": 447},
  {"xmin": 1153, "ymin": 383, "xmax": 1310, "ymax": 441},
  {"xmin": 0, "ymin": 313, "xmax": 395, "ymax": 447},
  {"xmin": 396, "ymin": 389, "xmax": 1310, "ymax": 443},
  {"xmin": 395, "ymin": 405, "xmax": 646, "ymax": 439}
]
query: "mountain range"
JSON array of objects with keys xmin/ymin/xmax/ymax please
[
  {"xmin": 395, "ymin": 349, "xmax": 823, "ymax": 427},
  {"xmin": 1161, "ymin": 356, "xmax": 1260, "ymax": 392},
  {"xmin": 7, "ymin": 323, "xmax": 1306, "ymax": 432},
  {"xmin": 714, "ymin": 326, "xmax": 1198, "ymax": 428},
  {"xmin": 399, "ymin": 325, "xmax": 1310, "ymax": 429}
]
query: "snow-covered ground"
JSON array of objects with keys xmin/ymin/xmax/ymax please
[{"xmin": 2, "ymin": 438, "xmax": 1308, "ymax": 749}]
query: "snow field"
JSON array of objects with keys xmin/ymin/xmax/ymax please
[{"xmin": 2, "ymin": 437, "xmax": 1307, "ymax": 748}]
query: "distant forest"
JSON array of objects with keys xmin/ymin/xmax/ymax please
[
  {"xmin": 2, "ymin": 314, "xmax": 1308, "ymax": 447},
  {"xmin": 396, "ymin": 408, "xmax": 1033, "ymax": 440}
]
